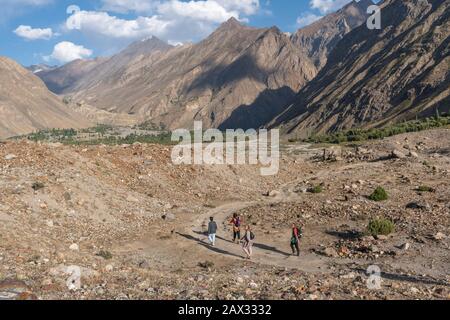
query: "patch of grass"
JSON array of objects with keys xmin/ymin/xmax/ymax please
[
  {"xmin": 303, "ymin": 116, "xmax": 450, "ymax": 144},
  {"xmin": 416, "ymin": 185, "xmax": 435, "ymax": 193},
  {"xmin": 367, "ymin": 218, "xmax": 395, "ymax": 236},
  {"xmin": 96, "ymin": 250, "xmax": 113, "ymax": 260},
  {"xmin": 368, "ymin": 187, "xmax": 389, "ymax": 201},
  {"xmin": 308, "ymin": 185, "xmax": 323, "ymax": 194},
  {"xmin": 31, "ymin": 182, "xmax": 45, "ymax": 191}
]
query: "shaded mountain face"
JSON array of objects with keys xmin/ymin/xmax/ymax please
[
  {"xmin": 271, "ymin": 0, "xmax": 450, "ymax": 138},
  {"xmin": 292, "ymin": 0, "xmax": 374, "ymax": 69},
  {"xmin": 26, "ymin": 64, "xmax": 57, "ymax": 74},
  {"xmin": 37, "ymin": 37, "xmax": 173, "ymax": 95},
  {"xmin": 36, "ymin": 58, "xmax": 107, "ymax": 94},
  {"xmin": 0, "ymin": 57, "xmax": 91, "ymax": 139},
  {"xmin": 70, "ymin": 18, "xmax": 317, "ymax": 130}
]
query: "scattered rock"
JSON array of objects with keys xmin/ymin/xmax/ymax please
[
  {"xmin": 323, "ymin": 247, "xmax": 339, "ymax": 258},
  {"xmin": 4, "ymin": 154, "xmax": 17, "ymax": 161},
  {"xmin": 433, "ymin": 232, "xmax": 446, "ymax": 241},
  {"xmin": 69, "ymin": 243, "xmax": 79, "ymax": 251},
  {"xmin": 391, "ymin": 150, "xmax": 406, "ymax": 159}
]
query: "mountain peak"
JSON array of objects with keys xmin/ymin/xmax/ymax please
[{"xmin": 219, "ymin": 17, "xmax": 244, "ymax": 30}]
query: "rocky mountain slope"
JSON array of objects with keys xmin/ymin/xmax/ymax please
[
  {"xmin": 35, "ymin": 58, "xmax": 107, "ymax": 94},
  {"xmin": 68, "ymin": 18, "xmax": 317, "ymax": 130},
  {"xmin": 0, "ymin": 57, "xmax": 91, "ymax": 139},
  {"xmin": 271, "ymin": 0, "xmax": 450, "ymax": 138},
  {"xmin": 292, "ymin": 0, "xmax": 373, "ymax": 69},
  {"xmin": 36, "ymin": 37, "xmax": 173, "ymax": 95},
  {"xmin": 26, "ymin": 64, "xmax": 56, "ymax": 74}
]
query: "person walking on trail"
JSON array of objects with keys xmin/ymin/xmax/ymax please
[
  {"xmin": 230, "ymin": 213, "xmax": 242, "ymax": 243},
  {"xmin": 290, "ymin": 223, "xmax": 302, "ymax": 256},
  {"xmin": 241, "ymin": 225, "xmax": 255, "ymax": 260},
  {"xmin": 208, "ymin": 217, "xmax": 218, "ymax": 246}
]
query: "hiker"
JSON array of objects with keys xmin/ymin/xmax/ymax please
[
  {"xmin": 290, "ymin": 223, "xmax": 302, "ymax": 256},
  {"xmin": 241, "ymin": 225, "xmax": 254, "ymax": 259},
  {"xmin": 230, "ymin": 213, "xmax": 242, "ymax": 243},
  {"xmin": 208, "ymin": 217, "xmax": 218, "ymax": 246}
]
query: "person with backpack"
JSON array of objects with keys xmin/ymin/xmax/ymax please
[
  {"xmin": 290, "ymin": 223, "xmax": 302, "ymax": 256},
  {"xmin": 241, "ymin": 225, "xmax": 255, "ymax": 260},
  {"xmin": 208, "ymin": 217, "xmax": 218, "ymax": 246},
  {"xmin": 230, "ymin": 213, "xmax": 242, "ymax": 243}
]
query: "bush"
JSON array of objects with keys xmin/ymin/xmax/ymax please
[
  {"xmin": 305, "ymin": 116, "xmax": 450, "ymax": 144},
  {"xmin": 367, "ymin": 218, "xmax": 395, "ymax": 236},
  {"xmin": 308, "ymin": 185, "xmax": 323, "ymax": 194},
  {"xmin": 96, "ymin": 250, "xmax": 113, "ymax": 260},
  {"xmin": 368, "ymin": 187, "xmax": 388, "ymax": 201},
  {"xmin": 417, "ymin": 186, "xmax": 435, "ymax": 193}
]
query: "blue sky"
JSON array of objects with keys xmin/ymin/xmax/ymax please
[{"xmin": 0, "ymin": 0, "xmax": 371, "ymax": 66}]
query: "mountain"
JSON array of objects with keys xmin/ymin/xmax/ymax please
[
  {"xmin": 271, "ymin": 0, "xmax": 450, "ymax": 138},
  {"xmin": 0, "ymin": 57, "xmax": 91, "ymax": 139},
  {"xmin": 26, "ymin": 64, "xmax": 57, "ymax": 74},
  {"xmin": 291, "ymin": 0, "xmax": 374, "ymax": 69},
  {"xmin": 36, "ymin": 37, "xmax": 173, "ymax": 95},
  {"xmin": 35, "ymin": 57, "xmax": 107, "ymax": 94},
  {"xmin": 69, "ymin": 18, "xmax": 317, "ymax": 130}
]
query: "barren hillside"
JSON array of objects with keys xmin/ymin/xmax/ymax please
[{"xmin": 0, "ymin": 57, "xmax": 91, "ymax": 139}]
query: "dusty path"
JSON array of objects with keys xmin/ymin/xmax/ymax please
[{"xmin": 179, "ymin": 162, "xmax": 375, "ymax": 273}]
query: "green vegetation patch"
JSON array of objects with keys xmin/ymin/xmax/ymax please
[
  {"xmin": 368, "ymin": 187, "xmax": 389, "ymax": 202},
  {"xmin": 367, "ymin": 218, "xmax": 395, "ymax": 236}
]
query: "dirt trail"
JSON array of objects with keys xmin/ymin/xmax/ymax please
[{"xmin": 181, "ymin": 162, "xmax": 374, "ymax": 273}]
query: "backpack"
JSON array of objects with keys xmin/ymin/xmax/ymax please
[
  {"xmin": 235, "ymin": 218, "xmax": 241, "ymax": 228},
  {"xmin": 250, "ymin": 231, "xmax": 255, "ymax": 241}
]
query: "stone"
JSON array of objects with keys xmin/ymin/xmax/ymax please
[
  {"xmin": 433, "ymin": 232, "xmax": 446, "ymax": 241},
  {"xmin": 375, "ymin": 235, "xmax": 388, "ymax": 241},
  {"xmin": 391, "ymin": 150, "xmax": 406, "ymax": 159},
  {"xmin": 406, "ymin": 201, "xmax": 431, "ymax": 211},
  {"xmin": 4, "ymin": 154, "xmax": 17, "ymax": 161},
  {"xmin": 408, "ymin": 151, "xmax": 419, "ymax": 158},
  {"xmin": 126, "ymin": 195, "xmax": 140, "ymax": 203},
  {"xmin": 138, "ymin": 260, "xmax": 150, "ymax": 269},
  {"xmin": 162, "ymin": 213, "xmax": 176, "ymax": 220},
  {"xmin": 400, "ymin": 243, "xmax": 411, "ymax": 251},
  {"xmin": 69, "ymin": 243, "xmax": 79, "ymax": 251},
  {"xmin": 323, "ymin": 247, "xmax": 339, "ymax": 258},
  {"xmin": 105, "ymin": 264, "xmax": 114, "ymax": 272}
]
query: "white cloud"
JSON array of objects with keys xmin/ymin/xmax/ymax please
[
  {"xmin": 66, "ymin": 10, "xmax": 171, "ymax": 39},
  {"xmin": 157, "ymin": 1, "xmax": 240, "ymax": 23},
  {"xmin": 296, "ymin": 13, "xmax": 323, "ymax": 28},
  {"xmin": 14, "ymin": 25, "xmax": 54, "ymax": 40},
  {"xmin": 47, "ymin": 41, "xmax": 93, "ymax": 63},
  {"xmin": 309, "ymin": 0, "xmax": 353, "ymax": 14},
  {"xmin": 66, "ymin": 0, "xmax": 260, "ymax": 43},
  {"xmin": 101, "ymin": 0, "xmax": 159, "ymax": 14}
]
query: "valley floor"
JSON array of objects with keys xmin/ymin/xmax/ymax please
[{"xmin": 0, "ymin": 129, "xmax": 449, "ymax": 300}]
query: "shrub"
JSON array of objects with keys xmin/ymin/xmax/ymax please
[
  {"xmin": 367, "ymin": 218, "xmax": 395, "ymax": 236},
  {"xmin": 308, "ymin": 185, "xmax": 323, "ymax": 194},
  {"xmin": 417, "ymin": 186, "xmax": 435, "ymax": 193},
  {"xmin": 368, "ymin": 187, "xmax": 388, "ymax": 201},
  {"xmin": 96, "ymin": 250, "xmax": 113, "ymax": 260}
]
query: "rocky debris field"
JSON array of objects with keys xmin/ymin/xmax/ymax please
[{"xmin": 0, "ymin": 129, "xmax": 449, "ymax": 300}]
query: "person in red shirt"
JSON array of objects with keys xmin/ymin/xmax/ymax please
[
  {"xmin": 230, "ymin": 213, "xmax": 242, "ymax": 243},
  {"xmin": 290, "ymin": 223, "xmax": 302, "ymax": 256}
]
